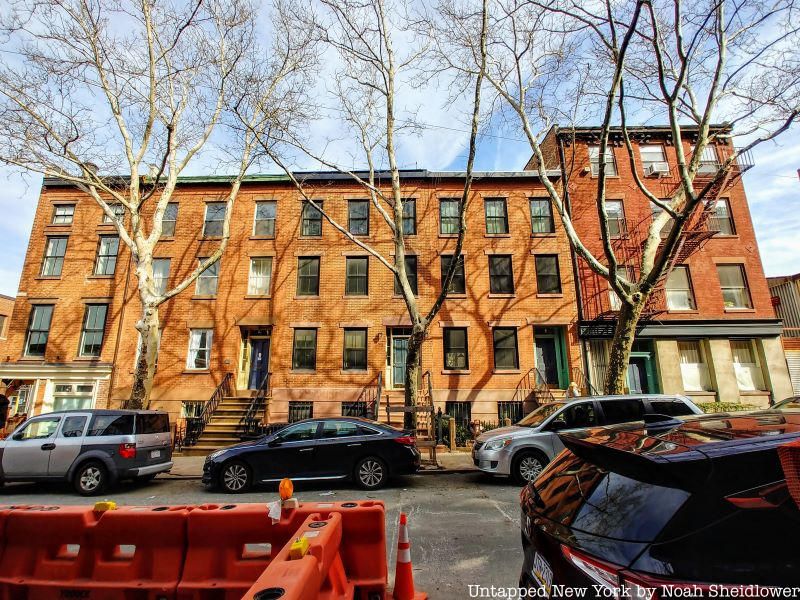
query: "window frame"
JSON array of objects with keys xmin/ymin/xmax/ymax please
[
  {"xmin": 94, "ymin": 235, "xmax": 119, "ymax": 276},
  {"xmin": 102, "ymin": 203, "xmax": 125, "ymax": 224},
  {"xmin": 730, "ymin": 339, "xmax": 766, "ymax": 391},
  {"xmin": 345, "ymin": 256, "xmax": 369, "ymax": 297},
  {"xmin": 609, "ymin": 265, "xmax": 634, "ymax": 311},
  {"xmin": 51, "ymin": 204, "xmax": 75, "ymax": 225},
  {"xmin": 292, "ymin": 328, "xmax": 318, "ymax": 371},
  {"xmin": 605, "ymin": 200, "xmax": 626, "ymax": 237},
  {"xmin": 347, "ymin": 199, "xmax": 370, "ymax": 236},
  {"xmin": 484, "ymin": 198, "xmax": 509, "ymax": 235},
  {"xmin": 439, "ymin": 198, "xmax": 461, "ymax": 235},
  {"xmin": 161, "ymin": 202, "xmax": 179, "ymax": 238},
  {"xmin": 186, "ymin": 328, "xmax": 213, "ymax": 370},
  {"xmin": 247, "ymin": 256, "xmax": 273, "ymax": 296},
  {"xmin": 394, "ymin": 255, "xmax": 418, "ymax": 296},
  {"xmin": 443, "ymin": 327, "xmax": 469, "ymax": 371},
  {"xmin": 152, "ymin": 258, "xmax": 171, "ymax": 295},
  {"xmin": 195, "ymin": 258, "xmax": 220, "ymax": 296},
  {"xmin": 665, "ymin": 266, "xmax": 696, "ymax": 311},
  {"xmin": 296, "ymin": 256, "xmax": 321, "ymax": 296},
  {"xmin": 402, "ymin": 199, "xmax": 417, "ymax": 235},
  {"xmin": 717, "ymin": 264, "xmax": 752, "ymax": 309},
  {"xmin": 535, "ymin": 254, "xmax": 562, "ymax": 294},
  {"xmin": 202, "ymin": 202, "xmax": 227, "ymax": 237},
  {"xmin": 440, "ymin": 254, "xmax": 466, "ymax": 296},
  {"xmin": 342, "ymin": 327, "xmax": 368, "ymax": 371},
  {"xmin": 24, "ymin": 304, "xmax": 54, "ymax": 357},
  {"xmin": 650, "ymin": 201, "xmax": 675, "ymax": 239},
  {"xmin": 677, "ymin": 340, "xmax": 713, "ymax": 392},
  {"xmin": 530, "ymin": 198, "xmax": 555, "ymax": 234},
  {"xmin": 492, "ymin": 327, "xmax": 519, "ymax": 370},
  {"xmin": 708, "ymin": 199, "xmax": 735, "ymax": 235},
  {"xmin": 589, "ymin": 145, "xmax": 618, "ymax": 176},
  {"xmin": 253, "ymin": 201, "xmax": 277, "ymax": 238},
  {"xmin": 301, "ymin": 201, "xmax": 323, "ymax": 237},
  {"xmin": 78, "ymin": 303, "xmax": 108, "ymax": 358},
  {"xmin": 488, "ymin": 255, "xmax": 514, "ymax": 294},
  {"xmin": 41, "ymin": 236, "xmax": 68, "ymax": 277},
  {"xmin": 639, "ymin": 144, "xmax": 668, "ymax": 171}
]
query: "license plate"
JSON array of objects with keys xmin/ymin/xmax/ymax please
[
  {"xmin": 150, "ymin": 450, "xmax": 161, "ymax": 459},
  {"xmin": 531, "ymin": 552, "xmax": 553, "ymax": 596}
]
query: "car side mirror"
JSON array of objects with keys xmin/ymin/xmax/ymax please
[{"xmin": 12, "ymin": 432, "xmax": 23, "ymax": 441}]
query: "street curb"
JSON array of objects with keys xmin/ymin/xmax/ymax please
[{"xmin": 159, "ymin": 468, "xmax": 478, "ymax": 481}]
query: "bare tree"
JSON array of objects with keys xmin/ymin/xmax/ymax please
[
  {"xmin": 250, "ymin": 0, "xmax": 488, "ymax": 427},
  {"xmin": 0, "ymin": 0, "xmax": 315, "ymax": 408},
  {"xmin": 433, "ymin": 0, "xmax": 800, "ymax": 393}
]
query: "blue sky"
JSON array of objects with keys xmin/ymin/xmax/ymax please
[{"xmin": 0, "ymin": 122, "xmax": 797, "ymax": 298}]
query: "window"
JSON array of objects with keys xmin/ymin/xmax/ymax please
[
  {"xmin": 203, "ymin": 202, "xmax": 226, "ymax": 237},
  {"xmin": 297, "ymin": 257, "xmax": 320, "ymax": 296},
  {"xmin": 640, "ymin": 145, "xmax": 667, "ymax": 172},
  {"xmin": 94, "ymin": 235, "xmax": 119, "ymax": 275},
  {"xmin": 25, "ymin": 304, "xmax": 54, "ymax": 357},
  {"xmin": 678, "ymin": 340, "xmax": 712, "ymax": 392},
  {"xmin": 136, "ymin": 413, "xmax": 169, "ymax": 434},
  {"xmin": 345, "ymin": 257, "xmax": 368, "ymax": 296},
  {"xmin": 493, "ymin": 327, "xmax": 519, "ymax": 370},
  {"xmin": 248, "ymin": 257, "xmax": 273, "ymax": 295},
  {"xmin": 530, "ymin": 198, "xmax": 554, "ymax": 234},
  {"xmin": 343, "ymin": 328, "xmax": 367, "ymax": 370},
  {"xmin": 348, "ymin": 200, "xmax": 369, "ymax": 236},
  {"xmin": 279, "ymin": 418, "xmax": 316, "ymax": 438},
  {"xmin": 443, "ymin": 327, "xmax": 468, "ymax": 370},
  {"xmin": 439, "ymin": 198, "xmax": 461, "ymax": 234},
  {"xmin": 549, "ymin": 402, "xmax": 597, "ymax": 429},
  {"xmin": 60, "ymin": 416, "xmax": 88, "ymax": 438},
  {"xmin": 102, "ymin": 203, "xmax": 125, "ymax": 223},
  {"xmin": 717, "ymin": 264, "xmax": 751, "ymax": 309},
  {"xmin": 485, "ymin": 198, "xmax": 509, "ymax": 234},
  {"xmin": 731, "ymin": 340, "xmax": 765, "ymax": 391},
  {"xmin": 489, "ymin": 255, "xmax": 514, "ymax": 294},
  {"xmin": 609, "ymin": 266, "xmax": 632, "ymax": 311},
  {"xmin": 181, "ymin": 401, "xmax": 204, "ymax": 418},
  {"xmin": 651, "ymin": 202, "xmax": 674, "ymax": 238},
  {"xmin": 445, "ymin": 401, "xmax": 472, "ymax": 430},
  {"xmin": 649, "ymin": 400, "xmax": 696, "ymax": 417},
  {"xmin": 0, "ymin": 315, "xmax": 6, "ymax": 339},
  {"xmin": 589, "ymin": 145, "xmax": 617, "ymax": 176},
  {"xmin": 254, "ymin": 201, "xmax": 276, "ymax": 237},
  {"xmin": 153, "ymin": 258, "xmax": 170, "ymax": 295},
  {"xmin": 665, "ymin": 266, "xmax": 696, "ymax": 311},
  {"xmin": 599, "ymin": 399, "xmax": 644, "ymax": 425},
  {"xmin": 161, "ymin": 203, "xmax": 178, "ymax": 237},
  {"xmin": 87, "ymin": 414, "xmax": 134, "ymax": 436},
  {"xmin": 694, "ymin": 145, "xmax": 719, "ymax": 174},
  {"xmin": 79, "ymin": 304, "xmax": 108, "ymax": 357},
  {"xmin": 53, "ymin": 384, "xmax": 94, "ymax": 411},
  {"xmin": 301, "ymin": 201, "xmax": 323, "ymax": 237},
  {"xmin": 13, "ymin": 417, "xmax": 60, "ymax": 440},
  {"xmin": 708, "ymin": 199, "xmax": 734, "ymax": 235},
  {"xmin": 535, "ymin": 255, "xmax": 561, "ymax": 294},
  {"xmin": 342, "ymin": 401, "xmax": 368, "ymax": 418},
  {"xmin": 41, "ymin": 236, "xmax": 67, "ymax": 276},
  {"xmin": 321, "ymin": 420, "xmax": 361, "ymax": 438},
  {"xmin": 441, "ymin": 255, "xmax": 466, "ymax": 295},
  {"xmin": 195, "ymin": 259, "xmax": 219, "ymax": 296},
  {"xmin": 402, "ymin": 199, "xmax": 416, "ymax": 235},
  {"xmin": 498, "ymin": 401, "xmax": 524, "ymax": 424},
  {"xmin": 605, "ymin": 200, "xmax": 625, "ymax": 237},
  {"xmin": 394, "ymin": 255, "xmax": 418, "ymax": 295},
  {"xmin": 186, "ymin": 328, "xmax": 213, "ymax": 369},
  {"xmin": 52, "ymin": 204, "xmax": 75, "ymax": 225},
  {"xmin": 292, "ymin": 328, "xmax": 317, "ymax": 370}
]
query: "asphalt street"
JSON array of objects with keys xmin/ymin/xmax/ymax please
[{"xmin": 0, "ymin": 472, "xmax": 524, "ymax": 599}]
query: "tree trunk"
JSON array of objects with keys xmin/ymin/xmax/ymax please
[
  {"xmin": 125, "ymin": 303, "xmax": 160, "ymax": 410},
  {"xmin": 604, "ymin": 298, "xmax": 646, "ymax": 394},
  {"xmin": 403, "ymin": 326, "xmax": 425, "ymax": 430}
]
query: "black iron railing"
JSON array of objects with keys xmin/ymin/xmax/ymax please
[
  {"xmin": 184, "ymin": 372, "xmax": 232, "ymax": 447},
  {"xmin": 239, "ymin": 372, "xmax": 271, "ymax": 440}
]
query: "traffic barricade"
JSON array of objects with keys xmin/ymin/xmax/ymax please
[{"xmin": 779, "ymin": 438, "xmax": 800, "ymax": 507}]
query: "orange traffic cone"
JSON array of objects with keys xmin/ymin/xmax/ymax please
[{"xmin": 392, "ymin": 513, "xmax": 427, "ymax": 600}]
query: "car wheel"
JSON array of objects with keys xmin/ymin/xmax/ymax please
[
  {"xmin": 512, "ymin": 451, "xmax": 549, "ymax": 485},
  {"xmin": 74, "ymin": 461, "xmax": 108, "ymax": 496},
  {"xmin": 355, "ymin": 456, "xmax": 387, "ymax": 490},
  {"xmin": 220, "ymin": 461, "xmax": 251, "ymax": 493}
]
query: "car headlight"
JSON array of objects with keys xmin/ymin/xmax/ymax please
[
  {"xmin": 483, "ymin": 437, "xmax": 513, "ymax": 451},
  {"xmin": 207, "ymin": 450, "xmax": 226, "ymax": 461}
]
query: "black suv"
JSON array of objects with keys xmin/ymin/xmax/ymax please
[{"xmin": 520, "ymin": 411, "xmax": 800, "ymax": 596}]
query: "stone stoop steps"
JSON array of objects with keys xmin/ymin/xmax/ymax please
[{"xmin": 178, "ymin": 395, "xmax": 252, "ymax": 457}]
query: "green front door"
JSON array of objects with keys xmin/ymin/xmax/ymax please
[{"xmin": 534, "ymin": 327, "xmax": 569, "ymax": 389}]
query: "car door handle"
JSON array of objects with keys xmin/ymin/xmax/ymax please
[
  {"xmin": 298, "ymin": 448, "xmax": 313, "ymax": 452},
  {"xmin": 41, "ymin": 443, "xmax": 56, "ymax": 451},
  {"xmin": 347, "ymin": 443, "xmax": 362, "ymax": 447}
]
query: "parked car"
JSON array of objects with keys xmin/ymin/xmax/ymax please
[
  {"xmin": 0, "ymin": 409, "xmax": 172, "ymax": 496},
  {"xmin": 773, "ymin": 396, "xmax": 800, "ymax": 411},
  {"xmin": 520, "ymin": 410, "xmax": 800, "ymax": 595},
  {"xmin": 474, "ymin": 394, "xmax": 703, "ymax": 484},
  {"xmin": 203, "ymin": 417, "xmax": 421, "ymax": 493}
]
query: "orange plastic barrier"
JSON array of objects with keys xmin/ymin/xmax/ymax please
[
  {"xmin": 779, "ymin": 438, "xmax": 800, "ymax": 507},
  {"xmin": 0, "ymin": 505, "xmax": 189, "ymax": 599}
]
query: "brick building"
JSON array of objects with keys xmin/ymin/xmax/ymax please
[
  {"xmin": 535, "ymin": 125, "xmax": 793, "ymax": 407},
  {"xmin": 767, "ymin": 273, "xmax": 800, "ymax": 395},
  {"xmin": 0, "ymin": 170, "xmax": 583, "ymax": 437}
]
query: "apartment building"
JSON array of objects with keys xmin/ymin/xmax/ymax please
[
  {"xmin": 0, "ymin": 170, "xmax": 581, "ymax": 428},
  {"xmin": 767, "ymin": 273, "xmax": 800, "ymax": 394},
  {"xmin": 536, "ymin": 125, "xmax": 792, "ymax": 406}
]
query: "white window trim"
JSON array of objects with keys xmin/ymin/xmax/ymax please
[
  {"xmin": 248, "ymin": 257, "xmax": 273, "ymax": 296},
  {"xmin": 186, "ymin": 328, "xmax": 213, "ymax": 370}
]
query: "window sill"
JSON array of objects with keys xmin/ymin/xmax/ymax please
[
  {"xmin": 244, "ymin": 294, "xmax": 272, "ymax": 299},
  {"xmin": 493, "ymin": 369, "xmax": 521, "ymax": 374},
  {"xmin": 45, "ymin": 224, "xmax": 72, "ymax": 230},
  {"xmin": 294, "ymin": 295, "xmax": 321, "ymax": 300},
  {"xmin": 488, "ymin": 293, "xmax": 516, "ymax": 298},
  {"xmin": 73, "ymin": 356, "xmax": 102, "ymax": 362},
  {"xmin": 438, "ymin": 233, "xmax": 459, "ymax": 239},
  {"xmin": 685, "ymin": 390, "xmax": 716, "ymax": 396},
  {"xmin": 445, "ymin": 294, "xmax": 467, "ymax": 299},
  {"xmin": 249, "ymin": 236, "xmax": 277, "ymax": 241},
  {"xmin": 88, "ymin": 275, "xmax": 115, "ymax": 280},
  {"xmin": 182, "ymin": 369, "xmax": 210, "ymax": 375},
  {"xmin": 35, "ymin": 276, "xmax": 62, "ymax": 281},
  {"xmin": 531, "ymin": 233, "xmax": 557, "ymax": 238},
  {"xmin": 198, "ymin": 236, "xmax": 223, "ymax": 241},
  {"xmin": 442, "ymin": 369, "xmax": 471, "ymax": 375},
  {"xmin": 298, "ymin": 235, "xmax": 323, "ymax": 240},
  {"xmin": 158, "ymin": 237, "xmax": 175, "ymax": 242},
  {"xmin": 191, "ymin": 295, "xmax": 217, "ymax": 300},
  {"xmin": 740, "ymin": 390, "xmax": 769, "ymax": 396},
  {"xmin": 536, "ymin": 293, "xmax": 563, "ymax": 298},
  {"xmin": 484, "ymin": 233, "xmax": 511, "ymax": 238},
  {"xmin": 342, "ymin": 295, "xmax": 369, "ymax": 299},
  {"xmin": 290, "ymin": 369, "xmax": 317, "ymax": 374},
  {"xmin": 724, "ymin": 308, "xmax": 755, "ymax": 313},
  {"xmin": 667, "ymin": 309, "xmax": 699, "ymax": 314},
  {"xmin": 340, "ymin": 369, "xmax": 369, "ymax": 374},
  {"xmin": 18, "ymin": 357, "xmax": 46, "ymax": 362},
  {"xmin": 711, "ymin": 234, "xmax": 738, "ymax": 239}
]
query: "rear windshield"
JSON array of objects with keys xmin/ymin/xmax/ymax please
[
  {"xmin": 518, "ymin": 403, "xmax": 563, "ymax": 427},
  {"xmin": 533, "ymin": 451, "xmax": 689, "ymax": 542},
  {"xmin": 136, "ymin": 413, "xmax": 170, "ymax": 434},
  {"xmin": 87, "ymin": 414, "xmax": 134, "ymax": 436},
  {"xmin": 649, "ymin": 400, "xmax": 695, "ymax": 417}
]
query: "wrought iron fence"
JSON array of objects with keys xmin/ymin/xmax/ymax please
[{"xmin": 288, "ymin": 401, "xmax": 313, "ymax": 422}]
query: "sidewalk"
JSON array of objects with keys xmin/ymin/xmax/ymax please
[{"xmin": 164, "ymin": 450, "xmax": 477, "ymax": 480}]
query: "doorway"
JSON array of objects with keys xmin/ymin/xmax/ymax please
[
  {"xmin": 533, "ymin": 327, "xmax": 568, "ymax": 389},
  {"xmin": 248, "ymin": 337, "xmax": 271, "ymax": 390},
  {"xmin": 627, "ymin": 342, "xmax": 659, "ymax": 394},
  {"xmin": 387, "ymin": 328, "xmax": 412, "ymax": 389}
]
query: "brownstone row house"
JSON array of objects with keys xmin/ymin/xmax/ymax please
[{"xmin": 0, "ymin": 125, "xmax": 793, "ymax": 449}]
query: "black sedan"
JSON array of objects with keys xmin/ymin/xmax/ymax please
[{"xmin": 203, "ymin": 417, "xmax": 421, "ymax": 493}]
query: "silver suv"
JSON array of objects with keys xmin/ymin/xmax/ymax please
[
  {"xmin": 473, "ymin": 394, "xmax": 703, "ymax": 484},
  {"xmin": 0, "ymin": 409, "xmax": 173, "ymax": 495}
]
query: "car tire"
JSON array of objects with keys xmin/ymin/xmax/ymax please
[
  {"xmin": 220, "ymin": 460, "xmax": 251, "ymax": 493},
  {"xmin": 73, "ymin": 461, "xmax": 108, "ymax": 496},
  {"xmin": 512, "ymin": 450, "xmax": 549, "ymax": 486},
  {"xmin": 355, "ymin": 456, "xmax": 388, "ymax": 490}
]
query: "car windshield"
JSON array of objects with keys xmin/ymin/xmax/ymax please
[{"xmin": 517, "ymin": 403, "xmax": 564, "ymax": 427}]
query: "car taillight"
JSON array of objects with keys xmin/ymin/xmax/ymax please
[
  {"xmin": 394, "ymin": 435, "xmax": 416, "ymax": 446},
  {"xmin": 118, "ymin": 443, "xmax": 136, "ymax": 459},
  {"xmin": 561, "ymin": 545, "xmax": 621, "ymax": 593}
]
